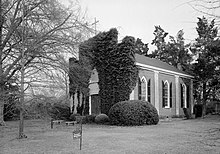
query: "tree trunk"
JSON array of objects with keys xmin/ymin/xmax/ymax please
[
  {"xmin": 0, "ymin": 55, "xmax": 5, "ymax": 126},
  {"xmin": 0, "ymin": 76, "xmax": 5, "ymax": 126},
  {"xmin": 17, "ymin": 0, "xmax": 27, "ymax": 139},
  {"xmin": 0, "ymin": 100, "xmax": 5, "ymax": 126},
  {"xmin": 202, "ymin": 82, "xmax": 207, "ymax": 118},
  {"xmin": 0, "ymin": 0, "xmax": 5, "ymax": 126},
  {"xmin": 18, "ymin": 54, "xmax": 26, "ymax": 138},
  {"xmin": 18, "ymin": 107, "xmax": 25, "ymax": 138},
  {"xmin": 0, "ymin": 56, "xmax": 4, "ymax": 126}
]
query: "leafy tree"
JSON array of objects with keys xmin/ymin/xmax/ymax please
[
  {"xmin": 151, "ymin": 26, "xmax": 192, "ymax": 71},
  {"xmin": 134, "ymin": 38, "xmax": 149, "ymax": 56},
  {"xmin": 191, "ymin": 17, "xmax": 220, "ymax": 117},
  {"xmin": 69, "ymin": 57, "xmax": 90, "ymax": 115},
  {"xmin": 150, "ymin": 25, "xmax": 169, "ymax": 60},
  {"xmin": 68, "ymin": 34, "xmax": 102, "ymax": 116},
  {"xmin": 151, "ymin": 25, "xmax": 168, "ymax": 53}
]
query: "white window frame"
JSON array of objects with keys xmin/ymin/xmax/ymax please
[
  {"xmin": 163, "ymin": 80, "xmax": 170, "ymax": 108},
  {"xmin": 141, "ymin": 76, "xmax": 147, "ymax": 101},
  {"xmin": 181, "ymin": 83, "xmax": 187, "ymax": 108}
]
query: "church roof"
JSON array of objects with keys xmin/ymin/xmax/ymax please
[{"xmin": 135, "ymin": 54, "xmax": 193, "ymax": 78}]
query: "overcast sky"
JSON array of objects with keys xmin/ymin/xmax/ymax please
[{"xmin": 79, "ymin": 0, "xmax": 207, "ymax": 50}]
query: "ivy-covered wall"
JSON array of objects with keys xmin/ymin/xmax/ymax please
[{"xmin": 78, "ymin": 28, "xmax": 138, "ymax": 114}]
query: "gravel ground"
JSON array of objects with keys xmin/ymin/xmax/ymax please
[{"xmin": 0, "ymin": 115, "xmax": 220, "ymax": 154}]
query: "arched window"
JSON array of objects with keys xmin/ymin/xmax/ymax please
[
  {"xmin": 141, "ymin": 77, "xmax": 147, "ymax": 101},
  {"xmin": 162, "ymin": 80, "xmax": 170, "ymax": 108},
  {"xmin": 181, "ymin": 84, "xmax": 187, "ymax": 108},
  {"xmin": 147, "ymin": 79, "xmax": 151, "ymax": 103},
  {"xmin": 138, "ymin": 77, "xmax": 147, "ymax": 101}
]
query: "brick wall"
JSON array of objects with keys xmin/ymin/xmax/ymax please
[{"xmin": 132, "ymin": 69, "xmax": 193, "ymax": 117}]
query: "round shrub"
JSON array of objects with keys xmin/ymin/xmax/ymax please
[
  {"xmin": 81, "ymin": 116, "xmax": 87, "ymax": 124},
  {"xmin": 69, "ymin": 113, "xmax": 81, "ymax": 121},
  {"xmin": 86, "ymin": 114, "xmax": 96, "ymax": 123},
  {"xmin": 95, "ymin": 114, "xmax": 109, "ymax": 124},
  {"xmin": 108, "ymin": 100, "xmax": 159, "ymax": 126},
  {"xmin": 194, "ymin": 104, "xmax": 203, "ymax": 118}
]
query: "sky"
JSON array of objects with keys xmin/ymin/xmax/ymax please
[{"xmin": 78, "ymin": 0, "xmax": 207, "ymax": 50}]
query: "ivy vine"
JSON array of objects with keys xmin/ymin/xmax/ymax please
[{"xmin": 79, "ymin": 28, "xmax": 138, "ymax": 114}]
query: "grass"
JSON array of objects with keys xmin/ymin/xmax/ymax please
[{"xmin": 0, "ymin": 115, "xmax": 220, "ymax": 154}]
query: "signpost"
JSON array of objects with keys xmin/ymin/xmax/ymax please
[{"xmin": 72, "ymin": 117, "xmax": 83, "ymax": 150}]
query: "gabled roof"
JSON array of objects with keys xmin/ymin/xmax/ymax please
[{"xmin": 135, "ymin": 54, "xmax": 193, "ymax": 78}]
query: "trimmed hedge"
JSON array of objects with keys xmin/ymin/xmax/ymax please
[
  {"xmin": 108, "ymin": 100, "xmax": 159, "ymax": 126},
  {"xmin": 95, "ymin": 114, "xmax": 109, "ymax": 124}
]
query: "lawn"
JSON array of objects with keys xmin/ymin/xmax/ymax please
[{"xmin": 0, "ymin": 115, "xmax": 220, "ymax": 154}]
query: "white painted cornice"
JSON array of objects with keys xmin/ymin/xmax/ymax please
[{"xmin": 136, "ymin": 62, "xmax": 194, "ymax": 79}]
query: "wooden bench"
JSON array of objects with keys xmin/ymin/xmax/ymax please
[
  {"xmin": 51, "ymin": 120, "xmax": 64, "ymax": 129},
  {"xmin": 65, "ymin": 121, "xmax": 77, "ymax": 126},
  {"xmin": 52, "ymin": 120, "xmax": 64, "ymax": 124}
]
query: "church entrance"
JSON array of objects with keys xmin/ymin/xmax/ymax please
[{"xmin": 91, "ymin": 94, "xmax": 100, "ymax": 115}]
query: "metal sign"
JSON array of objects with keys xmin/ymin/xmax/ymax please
[{"xmin": 73, "ymin": 129, "xmax": 82, "ymax": 139}]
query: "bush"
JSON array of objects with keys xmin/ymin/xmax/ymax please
[
  {"xmin": 81, "ymin": 116, "xmax": 88, "ymax": 124},
  {"xmin": 26, "ymin": 102, "xmax": 50, "ymax": 119},
  {"xmin": 108, "ymin": 100, "xmax": 159, "ymax": 126},
  {"xmin": 95, "ymin": 114, "xmax": 109, "ymax": 124},
  {"xmin": 183, "ymin": 108, "xmax": 191, "ymax": 119},
  {"xmin": 194, "ymin": 104, "xmax": 203, "ymax": 118},
  {"xmin": 206, "ymin": 102, "xmax": 215, "ymax": 114},
  {"xmin": 49, "ymin": 103, "xmax": 71, "ymax": 120},
  {"xmin": 4, "ymin": 100, "xmax": 19, "ymax": 121},
  {"xmin": 69, "ymin": 113, "xmax": 81, "ymax": 121},
  {"xmin": 86, "ymin": 114, "xmax": 96, "ymax": 123}
]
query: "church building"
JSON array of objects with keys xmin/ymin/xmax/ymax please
[{"xmin": 89, "ymin": 54, "xmax": 194, "ymax": 117}]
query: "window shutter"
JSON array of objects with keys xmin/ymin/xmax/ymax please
[
  {"xmin": 170, "ymin": 83, "xmax": 172, "ymax": 108},
  {"xmin": 187, "ymin": 85, "xmax": 190, "ymax": 108},
  {"xmin": 148, "ymin": 79, "xmax": 151, "ymax": 103},
  {"xmin": 180, "ymin": 84, "xmax": 183, "ymax": 108},
  {"xmin": 138, "ymin": 78, "xmax": 141, "ymax": 100},
  {"xmin": 162, "ymin": 81, "xmax": 165, "ymax": 107}
]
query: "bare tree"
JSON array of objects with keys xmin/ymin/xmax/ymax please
[
  {"xmin": 187, "ymin": 0, "xmax": 220, "ymax": 26},
  {"xmin": 31, "ymin": 54, "xmax": 71, "ymax": 100},
  {"xmin": 0, "ymin": 0, "xmax": 92, "ymax": 137}
]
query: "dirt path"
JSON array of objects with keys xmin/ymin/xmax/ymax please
[{"xmin": 0, "ymin": 115, "xmax": 220, "ymax": 154}]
